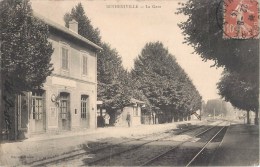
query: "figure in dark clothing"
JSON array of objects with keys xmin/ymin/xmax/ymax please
[
  {"xmin": 97, "ymin": 115, "xmax": 105, "ymax": 127},
  {"xmin": 126, "ymin": 112, "xmax": 131, "ymax": 127}
]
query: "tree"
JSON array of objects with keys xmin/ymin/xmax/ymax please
[
  {"xmin": 204, "ymin": 99, "xmax": 228, "ymax": 117},
  {"xmin": 1, "ymin": 0, "xmax": 53, "ymax": 92},
  {"xmin": 177, "ymin": 0, "xmax": 259, "ymax": 124},
  {"xmin": 217, "ymin": 70, "xmax": 258, "ymax": 123},
  {"xmin": 132, "ymin": 42, "xmax": 202, "ymax": 122},
  {"xmin": 64, "ymin": 3, "xmax": 101, "ymax": 45},
  {"xmin": 0, "ymin": 0, "xmax": 53, "ymax": 139}
]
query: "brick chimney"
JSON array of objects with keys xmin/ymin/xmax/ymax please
[{"xmin": 69, "ymin": 19, "xmax": 78, "ymax": 33}]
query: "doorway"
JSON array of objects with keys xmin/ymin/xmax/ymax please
[
  {"xmin": 30, "ymin": 90, "xmax": 45, "ymax": 133},
  {"xmin": 59, "ymin": 92, "xmax": 70, "ymax": 130},
  {"xmin": 80, "ymin": 95, "xmax": 89, "ymax": 128}
]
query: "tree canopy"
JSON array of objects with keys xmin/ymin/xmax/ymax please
[
  {"xmin": 132, "ymin": 42, "xmax": 202, "ymax": 120},
  {"xmin": 0, "ymin": 0, "xmax": 53, "ymax": 93},
  {"xmin": 217, "ymin": 70, "xmax": 258, "ymax": 112},
  {"xmin": 204, "ymin": 99, "xmax": 228, "ymax": 116},
  {"xmin": 64, "ymin": 3, "xmax": 101, "ymax": 45}
]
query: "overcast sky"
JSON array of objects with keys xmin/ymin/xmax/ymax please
[{"xmin": 31, "ymin": 0, "xmax": 223, "ymax": 101}]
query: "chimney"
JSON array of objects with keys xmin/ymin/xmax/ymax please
[{"xmin": 69, "ymin": 19, "xmax": 78, "ymax": 33}]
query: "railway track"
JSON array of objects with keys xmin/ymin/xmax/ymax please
[
  {"xmin": 141, "ymin": 121, "xmax": 229, "ymax": 166},
  {"xmin": 43, "ymin": 121, "xmax": 225, "ymax": 166},
  {"xmin": 32, "ymin": 121, "xmax": 217, "ymax": 166},
  {"xmin": 87, "ymin": 120, "xmax": 228, "ymax": 166}
]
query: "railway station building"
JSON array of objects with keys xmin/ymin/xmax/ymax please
[{"xmin": 2, "ymin": 15, "xmax": 102, "ymax": 140}]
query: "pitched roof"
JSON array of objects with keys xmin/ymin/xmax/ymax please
[
  {"xmin": 34, "ymin": 12, "xmax": 102, "ymax": 51},
  {"xmin": 130, "ymin": 98, "xmax": 145, "ymax": 104}
]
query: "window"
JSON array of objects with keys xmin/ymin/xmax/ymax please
[
  {"xmin": 61, "ymin": 47, "xmax": 69, "ymax": 70},
  {"xmin": 60, "ymin": 92, "xmax": 69, "ymax": 119},
  {"xmin": 32, "ymin": 91, "xmax": 44, "ymax": 120},
  {"xmin": 82, "ymin": 55, "xmax": 88, "ymax": 75},
  {"xmin": 81, "ymin": 95, "xmax": 89, "ymax": 119}
]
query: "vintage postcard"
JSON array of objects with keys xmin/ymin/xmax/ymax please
[{"xmin": 0, "ymin": 0, "xmax": 259, "ymax": 166}]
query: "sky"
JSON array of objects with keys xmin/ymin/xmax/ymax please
[{"xmin": 31, "ymin": 0, "xmax": 223, "ymax": 101}]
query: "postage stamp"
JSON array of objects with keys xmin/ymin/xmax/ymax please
[{"xmin": 223, "ymin": 0, "xmax": 259, "ymax": 39}]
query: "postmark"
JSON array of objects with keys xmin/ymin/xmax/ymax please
[{"xmin": 222, "ymin": 0, "xmax": 259, "ymax": 39}]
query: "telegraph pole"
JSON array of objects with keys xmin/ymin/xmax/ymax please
[
  {"xmin": 213, "ymin": 108, "xmax": 215, "ymax": 120},
  {"xmin": 0, "ymin": 40, "xmax": 2, "ymax": 141}
]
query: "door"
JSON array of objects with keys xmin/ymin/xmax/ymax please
[
  {"xmin": 59, "ymin": 92, "xmax": 70, "ymax": 130},
  {"xmin": 80, "ymin": 95, "xmax": 89, "ymax": 128}
]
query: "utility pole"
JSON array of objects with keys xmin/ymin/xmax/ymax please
[
  {"xmin": 213, "ymin": 108, "xmax": 215, "ymax": 120},
  {"xmin": 0, "ymin": 40, "xmax": 2, "ymax": 141}
]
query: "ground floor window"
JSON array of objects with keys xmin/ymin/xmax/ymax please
[{"xmin": 32, "ymin": 91, "xmax": 44, "ymax": 120}]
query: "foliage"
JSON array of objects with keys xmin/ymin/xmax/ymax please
[
  {"xmin": 132, "ymin": 42, "xmax": 202, "ymax": 118},
  {"xmin": 0, "ymin": 0, "xmax": 53, "ymax": 93},
  {"xmin": 204, "ymin": 99, "xmax": 228, "ymax": 116},
  {"xmin": 177, "ymin": 0, "xmax": 259, "ymax": 113},
  {"xmin": 64, "ymin": 3, "xmax": 101, "ymax": 45},
  {"xmin": 96, "ymin": 41, "xmax": 133, "ymax": 110},
  {"xmin": 217, "ymin": 70, "xmax": 258, "ymax": 112}
]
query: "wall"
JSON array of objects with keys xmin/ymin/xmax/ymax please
[
  {"xmin": 49, "ymin": 34, "xmax": 97, "ymax": 84},
  {"xmin": 42, "ymin": 76, "xmax": 96, "ymax": 132}
]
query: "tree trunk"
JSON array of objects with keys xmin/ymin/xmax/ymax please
[
  {"xmin": 173, "ymin": 113, "xmax": 178, "ymax": 122},
  {"xmin": 179, "ymin": 113, "xmax": 184, "ymax": 121},
  {"xmin": 255, "ymin": 111, "xmax": 259, "ymax": 125},
  {"xmin": 170, "ymin": 112, "xmax": 173, "ymax": 123},
  {"xmin": 0, "ymin": 41, "xmax": 3, "ymax": 141},
  {"xmin": 247, "ymin": 110, "xmax": 250, "ymax": 124},
  {"xmin": 0, "ymin": 71, "xmax": 2, "ymax": 141}
]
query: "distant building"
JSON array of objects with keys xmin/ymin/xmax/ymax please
[
  {"xmin": 3, "ymin": 15, "xmax": 102, "ymax": 140},
  {"xmin": 113, "ymin": 98, "xmax": 145, "ymax": 127}
]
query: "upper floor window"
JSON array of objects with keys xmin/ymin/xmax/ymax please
[
  {"xmin": 61, "ymin": 47, "xmax": 69, "ymax": 70},
  {"xmin": 82, "ymin": 55, "xmax": 88, "ymax": 75}
]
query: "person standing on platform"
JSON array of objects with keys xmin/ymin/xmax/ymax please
[{"xmin": 103, "ymin": 113, "xmax": 110, "ymax": 127}]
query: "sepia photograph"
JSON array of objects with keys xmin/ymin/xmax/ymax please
[{"xmin": 0, "ymin": 0, "xmax": 259, "ymax": 166}]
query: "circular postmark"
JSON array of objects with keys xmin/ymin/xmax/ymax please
[{"xmin": 216, "ymin": 0, "xmax": 259, "ymax": 39}]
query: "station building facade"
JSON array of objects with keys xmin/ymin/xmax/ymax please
[{"xmin": 6, "ymin": 15, "xmax": 102, "ymax": 140}]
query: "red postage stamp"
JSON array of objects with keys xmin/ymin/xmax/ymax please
[{"xmin": 223, "ymin": 0, "xmax": 259, "ymax": 39}]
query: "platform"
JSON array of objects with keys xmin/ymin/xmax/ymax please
[{"xmin": 210, "ymin": 124, "xmax": 259, "ymax": 166}]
